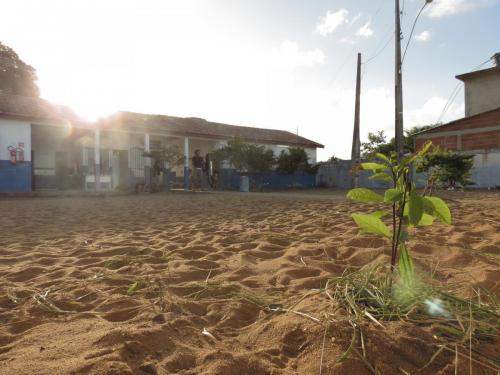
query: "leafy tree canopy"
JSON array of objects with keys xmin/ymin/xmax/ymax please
[
  {"xmin": 276, "ymin": 147, "xmax": 318, "ymax": 175},
  {"xmin": 361, "ymin": 125, "xmax": 439, "ymax": 158},
  {"xmin": 416, "ymin": 146, "xmax": 475, "ymax": 189},
  {"xmin": 0, "ymin": 41, "xmax": 39, "ymax": 97},
  {"xmin": 212, "ymin": 139, "xmax": 275, "ymax": 173},
  {"xmin": 144, "ymin": 145, "xmax": 185, "ymax": 168}
]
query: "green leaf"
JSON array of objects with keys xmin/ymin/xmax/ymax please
[
  {"xmin": 375, "ymin": 153, "xmax": 390, "ymax": 162},
  {"xmin": 408, "ymin": 190, "xmax": 424, "ymax": 226},
  {"xmin": 405, "ymin": 141, "xmax": 433, "ymax": 165},
  {"xmin": 399, "ymin": 243, "xmax": 414, "ymax": 287},
  {"xmin": 384, "ymin": 188, "xmax": 403, "ymax": 203},
  {"xmin": 352, "ymin": 213, "xmax": 391, "ymax": 238},
  {"xmin": 346, "ymin": 188, "xmax": 384, "ymax": 203},
  {"xmin": 418, "ymin": 213, "xmax": 435, "ymax": 226},
  {"xmin": 127, "ymin": 282, "xmax": 138, "ymax": 296},
  {"xmin": 360, "ymin": 162, "xmax": 386, "ymax": 171},
  {"xmin": 370, "ymin": 210, "xmax": 387, "ymax": 219},
  {"xmin": 423, "ymin": 196, "xmax": 452, "ymax": 224},
  {"xmin": 369, "ymin": 172, "xmax": 393, "ymax": 183}
]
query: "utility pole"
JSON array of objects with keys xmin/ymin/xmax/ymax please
[
  {"xmin": 351, "ymin": 53, "xmax": 362, "ymax": 188},
  {"xmin": 395, "ymin": 0, "xmax": 404, "ymax": 159}
]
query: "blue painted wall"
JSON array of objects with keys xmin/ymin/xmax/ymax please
[
  {"xmin": 317, "ymin": 161, "xmax": 390, "ymax": 189},
  {"xmin": 0, "ymin": 160, "xmax": 32, "ymax": 192},
  {"xmin": 218, "ymin": 169, "xmax": 316, "ymax": 190}
]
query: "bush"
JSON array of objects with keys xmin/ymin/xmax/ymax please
[
  {"xmin": 212, "ymin": 139, "xmax": 275, "ymax": 173},
  {"xmin": 276, "ymin": 147, "xmax": 317, "ymax": 175},
  {"xmin": 416, "ymin": 147, "xmax": 474, "ymax": 189},
  {"xmin": 143, "ymin": 145, "xmax": 185, "ymax": 168}
]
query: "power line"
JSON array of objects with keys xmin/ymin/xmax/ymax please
[
  {"xmin": 436, "ymin": 84, "xmax": 463, "ymax": 124},
  {"xmin": 401, "ymin": 1, "xmax": 431, "ymax": 65},
  {"xmin": 363, "ymin": 29, "xmax": 394, "ymax": 65},
  {"xmin": 329, "ymin": 0, "xmax": 387, "ymax": 84},
  {"xmin": 328, "ymin": 44, "xmax": 357, "ymax": 87},
  {"xmin": 436, "ymin": 58, "xmax": 493, "ymax": 123}
]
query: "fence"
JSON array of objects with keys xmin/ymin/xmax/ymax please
[
  {"xmin": 218, "ymin": 169, "xmax": 316, "ymax": 191},
  {"xmin": 316, "ymin": 160, "xmax": 391, "ymax": 189}
]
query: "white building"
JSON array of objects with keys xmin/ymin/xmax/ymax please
[{"xmin": 0, "ymin": 94, "xmax": 323, "ymax": 192}]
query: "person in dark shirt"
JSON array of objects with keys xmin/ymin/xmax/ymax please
[{"xmin": 191, "ymin": 149, "xmax": 204, "ymax": 190}]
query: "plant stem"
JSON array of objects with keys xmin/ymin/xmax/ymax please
[
  {"xmin": 391, "ymin": 174, "xmax": 408, "ymax": 274},
  {"xmin": 391, "ymin": 203, "xmax": 397, "ymax": 270}
]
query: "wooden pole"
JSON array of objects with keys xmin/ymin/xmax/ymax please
[
  {"xmin": 395, "ymin": 0, "xmax": 404, "ymax": 159},
  {"xmin": 351, "ymin": 53, "xmax": 362, "ymax": 188}
]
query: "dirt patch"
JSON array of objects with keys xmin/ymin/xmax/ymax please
[{"xmin": 0, "ymin": 191, "xmax": 498, "ymax": 374}]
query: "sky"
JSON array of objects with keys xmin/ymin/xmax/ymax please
[{"xmin": 1, "ymin": 0, "xmax": 499, "ymax": 160}]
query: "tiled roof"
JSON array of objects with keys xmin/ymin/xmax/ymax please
[
  {"xmin": 415, "ymin": 107, "xmax": 500, "ymax": 136},
  {"xmin": 0, "ymin": 93, "xmax": 82, "ymax": 124},
  {"xmin": 0, "ymin": 94, "xmax": 323, "ymax": 148},
  {"xmin": 99, "ymin": 111, "xmax": 324, "ymax": 148}
]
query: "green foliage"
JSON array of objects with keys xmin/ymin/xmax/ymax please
[
  {"xmin": 361, "ymin": 131, "xmax": 394, "ymax": 157},
  {"xmin": 416, "ymin": 147, "xmax": 475, "ymax": 189},
  {"xmin": 143, "ymin": 145, "xmax": 185, "ymax": 168},
  {"xmin": 245, "ymin": 144, "xmax": 275, "ymax": 173},
  {"xmin": 276, "ymin": 147, "xmax": 317, "ymax": 175},
  {"xmin": 346, "ymin": 141, "xmax": 452, "ymax": 286},
  {"xmin": 352, "ymin": 213, "xmax": 391, "ymax": 238},
  {"xmin": 361, "ymin": 125, "xmax": 439, "ymax": 157},
  {"xmin": 211, "ymin": 138, "xmax": 275, "ymax": 173},
  {"xmin": 422, "ymin": 196, "xmax": 451, "ymax": 224},
  {"xmin": 347, "ymin": 188, "xmax": 384, "ymax": 203},
  {"xmin": 0, "ymin": 41, "xmax": 39, "ymax": 97}
]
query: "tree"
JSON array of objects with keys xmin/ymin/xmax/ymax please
[
  {"xmin": 0, "ymin": 41, "xmax": 39, "ymax": 97},
  {"xmin": 276, "ymin": 147, "xmax": 317, "ymax": 175},
  {"xmin": 144, "ymin": 145, "xmax": 185, "ymax": 169},
  {"xmin": 212, "ymin": 139, "xmax": 275, "ymax": 173},
  {"xmin": 361, "ymin": 131, "xmax": 394, "ymax": 157},
  {"xmin": 245, "ymin": 144, "xmax": 275, "ymax": 173},
  {"xmin": 416, "ymin": 147, "xmax": 475, "ymax": 190},
  {"xmin": 404, "ymin": 124, "xmax": 438, "ymax": 153},
  {"xmin": 361, "ymin": 125, "xmax": 440, "ymax": 158}
]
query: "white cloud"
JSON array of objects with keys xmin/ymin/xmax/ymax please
[
  {"xmin": 415, "ymin": 30, "xmax": 431, "ymax": 42},
  {"xmin": 349, "ymin": 13, "xmax": 362, "ymax": 26},
  {"xmin": 316, "ymin": 9, "xmax": 349, "ymax": 36},
  {"xmin": 340, "ymin": 37, "xmax": 359, "ymax": 45},
  {"xmin": 273, "ymin": 40, "xmax": 325, "ymax": 69},
  {"xmin": 406, "ymin": 97, "xmax": 463, "ymax": 127},
  {"xmin": 356, "ymin": 19, "xmax": 374, "ymax": 38},
  {"xmin": 426, "ymin": 0, "xmax": 497, "ymax": 18}
]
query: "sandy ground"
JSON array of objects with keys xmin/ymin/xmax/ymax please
[{"xmin": 0, "ymin": 190, "xmax": 498, "ymax": 374}]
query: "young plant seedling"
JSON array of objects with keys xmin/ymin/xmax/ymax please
[{"xmin": 346, "ymin": 141, "xmax": 452, "ymax": 287}]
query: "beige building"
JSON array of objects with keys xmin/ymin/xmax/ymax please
[
  {"xmin": 414, "ymin": 53, "xmax": 500, "ymax": 188},
  {"xmin": 457, "ymin": 53, "xmax": 500, "ymax": 117}
]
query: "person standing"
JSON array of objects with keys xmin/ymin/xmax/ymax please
[{"xmin": 191, "ymin": 149, "xmax": 204, "ymax": 190}]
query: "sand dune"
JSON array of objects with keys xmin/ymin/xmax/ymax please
[{"xmin": 0, "ymin": 191, "xmax": 498, "ymax": 374}]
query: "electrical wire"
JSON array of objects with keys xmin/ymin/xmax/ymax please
[
  {"xmin": 363, "ymin": 29, "xmax": 394, "ymax": 65},
  {"xmin": 328, "ymin": 45, "xmax": 357, "ymax": 87},
  {"xmin": 401, "ymin": 1, "xmax": 431, "ymax": 64},
  {"xmin": 329, "ymin": 0, "xmax": 387, "ymax": 83},
  {"xmin": 435, "ymin": 58, "xmax": 493, "ymax": 123}
]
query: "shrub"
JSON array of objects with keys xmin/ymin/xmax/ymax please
[
  {"xmin": 276, "ymin": 147, "xmax": 317, "ymax": 175},
  {"xmin": 143, "ymin": 145, "xmax": 185, "ymax": 168},
  {"xmin": 346, "ymin": 142, "xmax": 452, "ymax": 285},
  {"xmin": 416, "ymin": 147, "xmax": 474, "ymax": 190},
  {"xmin": 211, "ymin": 139, "xmax": 275, "ymax": 173}
]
